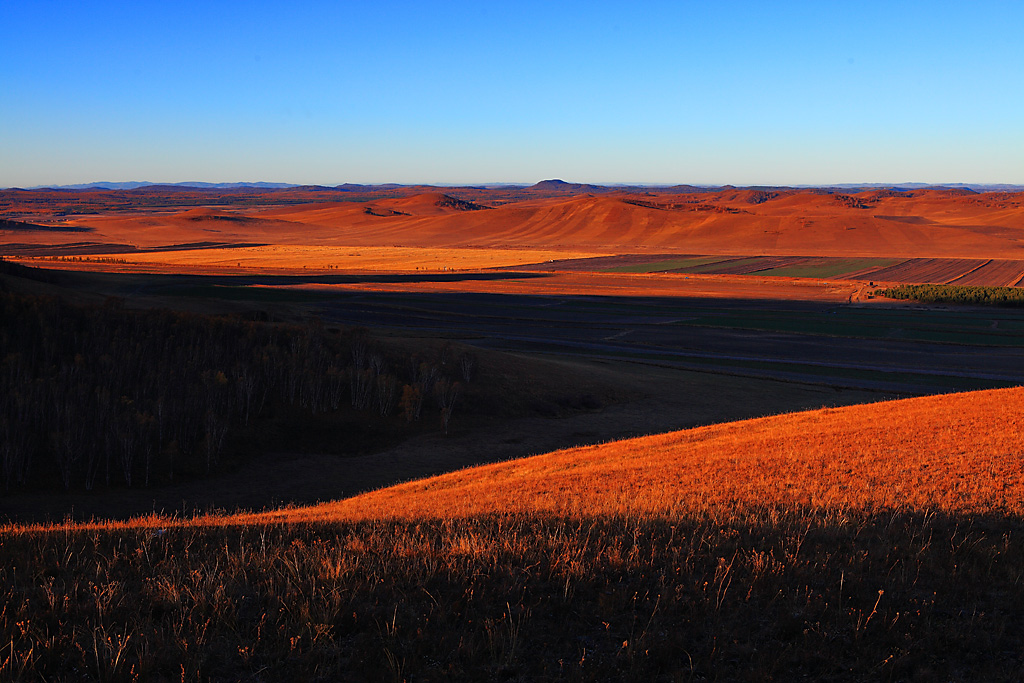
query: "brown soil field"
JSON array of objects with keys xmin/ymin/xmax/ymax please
[
  {"xmin": 851, "ymin": 258, "xmax": 986, "ymax": 284},
  {"xmin": 244, "ymin": 386, "xmax": 1024, "ymax": 526},
  {"xmin": 682, "ymin": 255, "xmax": 806, "ymax": 275}
]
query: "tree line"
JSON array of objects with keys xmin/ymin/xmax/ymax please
[
  {"xmin": 0, "ymin": 284, "xmax": 474, "ymax": 492},
  {"xmin": 875, "ymin": 284, "xmax": 1024, "ymax": 307}
]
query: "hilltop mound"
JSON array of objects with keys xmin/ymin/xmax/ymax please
[
  {"xmin": 714, "ymin": 188, "xmax": 783, "ymax": 205},
  {"xmin": 530, "ymin": 179, "xmax": 610, "ymax": 193},
  {"xmin": 265, "ymin": 387, "xmax": 1024, "ymax": 523},
  {"xmin": 173, "ymin": 207, "xmax": 250, "ymax": 222},
  {"xmin": 0, "ymin": 218, "xmax": 91, "ymax": 233},
  {"xmin": 372, "ymin": 192, "xmax": 490, "ymax": 215}
]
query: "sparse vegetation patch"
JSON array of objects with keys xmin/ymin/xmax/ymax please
[{"xmin": 3, "ymin": 509, "xmax": 1022, "ymax": 681}]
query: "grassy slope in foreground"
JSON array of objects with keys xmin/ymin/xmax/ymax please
[
  {"xmin": 259, "ymin": 386, "xmax": 1024, "ymax": 523},
  {"xmin": 6, "ymin": 389, "xmax": 1024, "ymax": 682}
]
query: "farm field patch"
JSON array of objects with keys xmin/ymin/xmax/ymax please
[
  {"xmin": 603, "ymin": 256, "xmax": 730, "ymax": 273},
  {"xmin": 754, "ymin": 257, "xmax": 901, "ymax": 278},
  {"xmin": 515, "ymin": 254, "xmax": 1024, "ymax": 287},
  {"xmin": 853, "ymin": 257, "xmax": 987, "ymax": 284}
]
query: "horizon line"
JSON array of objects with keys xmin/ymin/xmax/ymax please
[{"xmin": 7, "ymin": 180, "xmax": 1024, "ymax": 191}]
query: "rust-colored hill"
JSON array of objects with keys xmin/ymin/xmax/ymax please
[
  {"xmin": 242, "ymin": 189, "xmax": 1024, "ymax": 258},
  {"xmin": 5, "ymin": 187, "xmax": 1024, "ymax": 259},
  {"xmin": 255, "ymin": 387, "xmax": 1024, "ymax": 524}
]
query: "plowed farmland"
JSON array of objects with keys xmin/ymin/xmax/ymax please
[
  {"xmin": 754, "ymin": 257, "xmax": 900, "ymax": 279},
  {"xmin": 515, "ymin": 254, "xmax": 1024, "ymax": 287},
  {"xmin": 676, "ymin": 256, "xmax": 808, "ymax": 275},
  {"xmin": 949, "ymin": 259, "xmax": 1024, "ymax": 287},
  {"xmin": 853, "ymin": 258, "xmax": 979, "ymax": 284}
]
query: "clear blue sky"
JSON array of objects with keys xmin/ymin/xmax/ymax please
[{"xmin": 2, "ymin": 1, "xmax": 1022, "ymax": 187}]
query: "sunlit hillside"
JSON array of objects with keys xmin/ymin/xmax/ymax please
[
  {"xmin": 257, "ymin": 386, "xmax": 1024, "ymax": 524},
  {"xmin": 6, "ymin": 388, "xmax": 1024, "ymax": 680},
  {"xmin": 8, "ymin": 188, "xmax": 1024, "ymax": 259}
]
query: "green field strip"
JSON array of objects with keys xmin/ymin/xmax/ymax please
[
  {"xmin": 756, "ymin": 258, "xmax": 902, "ymax": 279},
  {"xmin": 673, "ymin": 257, "xmax": 773, "ymax": 274},
  {"xmin": 603, "ymin": 256, "xmax": 731, "ymax": 273}
]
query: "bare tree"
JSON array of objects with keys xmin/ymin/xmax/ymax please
[
  {"xmin": 375, "ymin": 373, "xmax": 398, "ymax": 416},
  {"xmin": 436, "ymin": 379, "xmax": 461, "ymax": 435},
  {"xmin": 459, "ymin": 352, "xmax": 477, "ymax": 383}
]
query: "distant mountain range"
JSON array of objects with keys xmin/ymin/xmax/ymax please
[
  {"xmin": 26, "ymin": 181, "xmax": 302, "ymax": 190},
  {"xmin": 808, "ymin": 183, "xmax": 1024, "ymax": 192},
  {"xmin": 14, "ymin": 179, "xmax": 1024, "ymax": 192}
]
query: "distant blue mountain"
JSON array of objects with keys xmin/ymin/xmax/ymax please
[
  {"xmin": 26, "ymin": 181, "xmax": 303, "ymax": 190},
  {"xmin": 802, "ymin": 183, "xmax": 1024, "ymax": 192}
]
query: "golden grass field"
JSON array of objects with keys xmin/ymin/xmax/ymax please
[
  {"xmin": 5, "ymin": 388, "xmax": 1024, "ymax": 680},
  {"xmin": 233, "ymin": 386, "xmax": 1024, "ymax": 522},
  {"xmin": 81, "ymin": 244, "xmax": 603, "ymax": 272},
  {"xmin": 11, "ymin": 386, "xmax": 1022, "ymax": 533}
]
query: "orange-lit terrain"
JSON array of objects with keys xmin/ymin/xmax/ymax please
[
  {"xmin": 5, "ymin": 388, "xmax": 1024, "ymax": 680},
  {"xmin": 252, "ymin": 386, "xmax": 1024, "ymax": 524},
  {"xmin": 12, "ymin": 385, "xmax": 1022, "ymax": 532},
  {"xmin": 4, "ymin": 186, "xmax": 1024, "ymax": 273},
  {"xmin": 4, "ymin": 185, "xmax": 1024, "ymax": 680}
]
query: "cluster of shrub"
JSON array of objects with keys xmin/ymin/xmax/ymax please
[
  {"xmin": 0, "ymin": 286, "xmax": 473, "ymax": 492},
  {"xmin": 39, "ymin": 255, "xmax": 130, "ymax": 264},
  {"xmin": 875, "ymin": 284, "xmax": 1024, "ymax": 307}
]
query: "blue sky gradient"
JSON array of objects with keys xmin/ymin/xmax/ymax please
[{"xmin": 2, "ymin": 1, "xmax": 1022, "ymax": 186}]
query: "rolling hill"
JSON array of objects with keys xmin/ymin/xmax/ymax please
[
  {"xmin": 232, "ymin": 188, "xmax": 1024, "ymax": 257},
  {"xmin": 7, "ymin": 387, "xmax": 1024, "ymax": 681},
  {"xmin": 254, "ymin": 385, "xmax": 1024, "ymax": 525},
  {"xmin": 22, "ymin": 188, "xmax": 1021, "ymax": 259}
]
